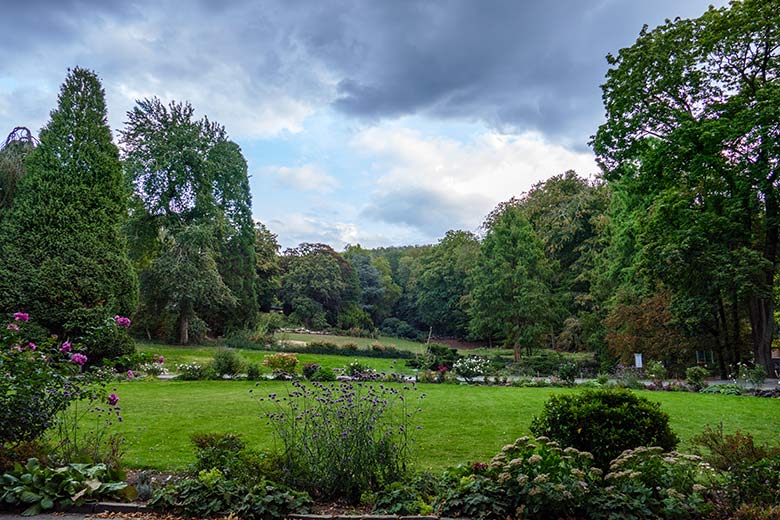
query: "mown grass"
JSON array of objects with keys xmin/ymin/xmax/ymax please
[
  {"xmin": 275, "ymin": 331, "xmax": 429, "ymax": 354},
  {"xmin": 136, "ymin": 343, "xmax": 414, "ymax": 375},
  {"xmin": 112, "ymin": 379, "xmax": 780, "ymax": 471}
]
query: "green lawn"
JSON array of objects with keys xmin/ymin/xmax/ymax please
[
  {"xmin": 136, "ymin": 343, "xmax": 414, "ymax": 375},
  {"xmin": 275, "ymin": 332, "xmax": 429, "ymax": 354},
  {"xmin": 112, "ymin": 379, "xmax": 780, "ymax": 471}
]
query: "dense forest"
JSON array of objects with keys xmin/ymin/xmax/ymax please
[{"xmin": 0, "ymin": 0, "xmax": 778, "ymax": 377}]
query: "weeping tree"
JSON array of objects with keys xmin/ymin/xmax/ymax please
[{"xmin": 0, "ymin": 127, "xmax": 37, "ymax": 216}]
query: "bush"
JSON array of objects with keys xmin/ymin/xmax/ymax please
[
  {"xmin": 588, "ymin": 447, "xmax": 711, "ymax": 519},
  {"xmin": 310, "ymin": 367, "xmax": 336, "ymax": 381},
  {"xmin": 80, "ymin": 315, "xmax": 136, "ymax": 368},
  {"xmin": 246, "ymin": 362, "xmax": 262, "ymax": 380},
  {"xmin": 691, "ymin": 423, "xmax": 779, "ymax": 471},
  {"xmin": 262, "ymin": 353, "xmax": 299, "ymax": 375},
  {"xmin": 0, "ymin": 313, "xmax": 110, "ymax": 446},
  {"xmin": 175, "ymin": 362, "xmax": 210, "ymax": 381},
  {"xmin": 212, "ymin": 348, "xmax": 243, "ymax": 378},
  {"xmin": 453, "ymin": 356, "xmax": 490, "ymax": 382},
  {"xmin": 372, "ymin": 480, "xmax": 434, "ymax": 515},
  {"xmin": 557, "ymin": 361, "xmax": 578, "ymax": 385},
  {"xmin": 686, "ymin": 366, "xmax": 710, "ymax": 391},
  {"xmin": 406, "ymin": 343, "xmax": 460, "ymax": 371},
  {"xmin": 263, "ymin": 380, "xmax": 424, "ymax": 503},
  {"xmin": 436, "ymin": 436, "xmax": 601, "ymax": 520},
  {"xmin": 644, "ymin": 360, "xmax": 667, "ymax": 382},
  {"xmin": 302, "ymin": 363, "xmax": 320, "ymax": 379},
  {"xmin": 736, "ymin": 363, "xmax": 766, "ymax": 389},
  {"xmin": 724, "ymin": 455, "xmax": 780, "ymax": 510},
  {"xmin": 530, "ymin": 388, "xmax": 679, "ymax": 469}
]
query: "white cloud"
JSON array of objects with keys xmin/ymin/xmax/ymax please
[
  {"xmin": 266, "ymin": 163, "xmax": 339, "ymax": 193},
  {"xmin": 352, "ymin": 126, "xmax": 599, "ymax": 237}
]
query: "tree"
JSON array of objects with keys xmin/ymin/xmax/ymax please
[
  {"xmin": 121, "ymin": 98, "xmax": 257, "ymax": 338},
  {"xmin": 469, "ymin": 201, "xmax": 553, "ymax": 360},
  {"xmin": 0, "ymin": 127, "xmax": 37, "ymax": 218},
  {"xmin": 343, "ymin": 245, "xmax": 401, "ymax": 327},
  {"xmin": 415, "ymin": 230, "xmax": 479, "ymax": 338},
  {"xmin": 144, "ymin": 225, "xmax": 236, "ymax": 345},
  {"xmin": 280, "ymin": 243, "xmax": 359, "ymax": 329},
  {"xmin": 0, "ymin": 68, "xmax": 138, "ymax": 336},
  {"xmin": 254, "ymin": 222, "xmax": 281, "ymax": 311},
  {"xmin": 593, "ymin": 0, "xmax": 780, "ymax": 372}
]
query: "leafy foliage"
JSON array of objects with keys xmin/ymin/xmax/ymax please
[
  {"xmin": 530, "ymin": 388, "xmax": 679, "ymax": 469},
  {"xmin": 0, "ymin": 68, "xmax": 137, "ymax": 338}
]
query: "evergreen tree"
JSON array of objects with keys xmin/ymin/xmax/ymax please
[{"xmin": 0, "ymin": 67, "xmax": 138, "ymax": 336}]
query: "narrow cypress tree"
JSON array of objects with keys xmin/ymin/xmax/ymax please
[{"xmin": 0, "ymin": 67, "xmax": 138, "ymax": 336}]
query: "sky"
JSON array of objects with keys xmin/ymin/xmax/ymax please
[{"xmin": 0, "ymin": 0, "xmax": 724, "ymax": 250}]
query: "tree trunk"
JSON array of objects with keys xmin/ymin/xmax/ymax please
[
  {"xmin": 748, "ymin": 295, "xmax": 774, "ymax": 374},
  {"xmin": 179, "ymin": 313, "xmax": 190, "ymax": 346}
]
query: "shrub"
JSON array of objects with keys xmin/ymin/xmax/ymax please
[
  {"xmin": 262, "ymin": 353, "xmax": 298, "ymax": 375},
  {"xmin": 644, "ymin": 360, "xmax": 667, "ymax": 382},
  {"xmin": 588, "ymin": 447, "xmax": 712, "ymax": 519},
  {"xmin": 372, "ymin": 480, "xmax": 434, "ymax": 515},
  {"xmin": 530, "ymin": 388, "xmax": 679, "ymax": 469},
  {"xmin": 406, "ymin": 343, "xmax": 460, "ymax": 371},
  {"xmin": 736, "ymin": 363, "xmax": 766, "ymax": 389},
  {"xmin": 691, "ymin": 423, "xmax": 780, "ymax": 471},
  {"xmin": 212, "ymin": 348, "xmax": 243, "ymax": 378},
  {"xmin": 557, "ymin": 361, "xmax": 578, "ymax": 385},
  {"xmin": 436, "ymin": 436, "xmax": 601, "ymax": 520},
  {"xmin": 175, "ymin": 362, "xmax": 209, "ymax": 381},
  {"xmin": 453, "ymin": 356, "xmax": 490, "ymax": 382},
  {"xmin": 310, "ymin": 367, "xmax": 336, "ymax": 381},
  {"xmin": 0, "ymin": 458, "xmax": 126, "ymax": 516},
  {"xmin": 245, "ymin": 362, "xmax": 262, "ymax": 380},
  {"xmin": 262, "ymin": 380, "xmax": 424, "ymax": 503},
  {"xmin": 302, "ymin": 363, "xmax": 321, "ymax": 380},
  {"xmin": 724, "ymin": 455, "xmax": 780, "ymax": 510},
  {"xmin": 0, "ymin": 313, "xmax": 111, "ymax": 446},
  {"xmin": 80, "ymin": 315, "xmax": 136, "ymax": 368},
  {"xmin": 686, "ymin": 366, "xmax": 710, "ymax": 391}
]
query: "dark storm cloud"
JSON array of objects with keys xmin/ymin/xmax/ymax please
[
  {"xmin": 297, "ymin": 0, "xmax": 723, "ymax": 145},
  {"xmin": 1, "ymin": 0, "xmax": 721, "ymax": 143}
]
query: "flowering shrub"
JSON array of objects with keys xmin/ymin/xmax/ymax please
[
  {"xmin": 78, "ymin": 315, "xmax": 135, "ymax": 368},
  {"xmin": 590, "ymin": 447, "xmax": 712, "ymax": 519},
  {"xmin": 262, "ymin": 353, "xmax": 298, "ymax": 375},
  {"xmin": 453, "ymin": 356, "xmax": 489, "ymax": 382},
  {"xmin": 436, "ymin": 436, "xmax": 601, "ymax": 520},
  {"xmin": 346, "ymin": 360, "xmax": 379, "ymax": 380},
  {"xmin": 138, "ymin": 362, "xmax": 169, "ymax": 377},
  {"xmin": 686, "ymin": 366, "xmax": 710, "ymax": 391},
  {"xmin": 175, "ymin": 362, "xmax": 209, "ymax": 380},
  {"xmin": 0, "ymin": 313, "xmax": 100, "ymax": 445},
  {"xmin": 736, "ymin": 362, "xmax": 766, "ymax": 389},
  {"xmin": 259, "ymin": 380, "xmax": 424, "ymax": 503}
]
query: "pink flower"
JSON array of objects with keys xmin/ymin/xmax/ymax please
[
  {"xmin": 154, "ymin": 354, "xmax": 164, "ymax": 364},
  {"xmin": 27, "ymin": 342, "xmax": 36, "ymax": 351},
  {"xmin": 107, "ymin": 393, "xmax": 119, "ymax": 406},
  {"xmin": 127, "ymin": 370, "xmax": 135, "ymax": 380},
  {"xmin": 70, "ymin": 353, "xmax": 88, "ymax": 366},
  {"xmin": 13, "ymin": 312, "xmax": 29, "ymax": 322},
  {"xmin": 12, "ymin": 345, "xmax": 22, "ymax": 352},
  {"xmin": 60, "ymin": 341, "xmax": 72, "ymax": 353},
  {"xmin": 6, "ymin": 323, "xmax": 19, "ymax": 331},
  {"xmin": 114, "ymin": 315, "xmax": 131, "ymax": 328}
]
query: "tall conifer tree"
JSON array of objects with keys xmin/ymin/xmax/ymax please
[{"xmin": 0, "ymin": 67, "xmax": 138, "ymax": 336}]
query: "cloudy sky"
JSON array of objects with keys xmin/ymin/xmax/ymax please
[{"xmin": 0, "ymin": 0, "xmax": 723, "ymax": 249}]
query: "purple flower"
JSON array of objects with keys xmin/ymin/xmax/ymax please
[
  {"xmin": 114, "ymin": 315, "xmax": 131, "ymax": 328},
  {"xmin": 13, "ymin": 312, "xmax": 29, "ymax": 322},
  {"xmin": 127, "ymin": 370, "xmax": 134, "ymax": 380},
  {"xmin": 70, "ymin": 353, "xmax": 88, "ymax": 366},
  {"xmin": 60, "ymin": 341, "xmax": 72, "ymax": 353},
  {"xmin": 6, "ymin": 323, "xmax": 19, "ymax": 331},
  {"xmin": 107, "ymin": 393, "xmax": 119, "ymax": 406},
  {"xmin": 27, "ymin": 342, "xmax": 36, "ymax": 351}
]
